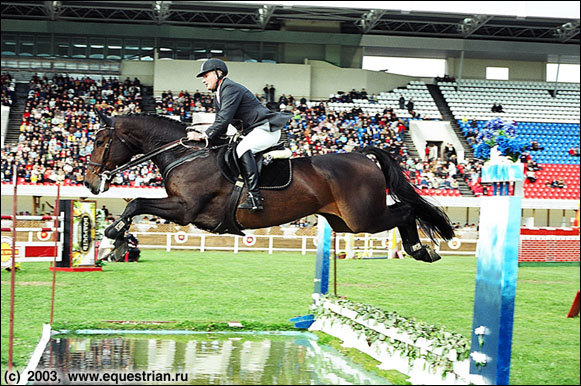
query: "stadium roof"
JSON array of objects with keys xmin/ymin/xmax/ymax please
[{"xmin": 1, "ymin": 1, "xmax": 579, "ymax": 45}]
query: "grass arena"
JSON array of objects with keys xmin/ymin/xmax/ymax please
[
  {"xmin": 1, "ymin": 2, "xmax": 580, "ymax": 384},
  {"xmin": 1, "ymin": 222, "xmax": 580, "ymax": 384}
]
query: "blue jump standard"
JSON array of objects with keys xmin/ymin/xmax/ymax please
[
  {"xmin": 469, "ymin": 164, "xmax": 524, "ymax": 385},
  {"xmin": 291, "ymin": 217, "xmax": 332, "ymax": 329}
]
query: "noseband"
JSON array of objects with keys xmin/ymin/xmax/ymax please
[
  {"xmin": 87, "ymin": 127, "xmax": 114, "ymax": 176},
  {"xmin": 87, "ymin": 126, "xmax": 136, "ymax": 192}
]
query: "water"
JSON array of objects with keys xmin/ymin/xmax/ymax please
[{"xmin": 35, "ymin": 332, "xmax": 392, "ymax": 385}]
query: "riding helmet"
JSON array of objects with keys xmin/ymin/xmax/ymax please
[{"xmin": 196, "ymin": 58, "xmax": 228, "ymax": 78}]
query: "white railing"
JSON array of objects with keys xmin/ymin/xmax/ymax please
[{"xmin": 125, "ymin": 229, "xmax": 478, "ymax": 257}]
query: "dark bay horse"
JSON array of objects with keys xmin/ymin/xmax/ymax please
[{"xmin": 84, "ymin": 112, "xmax": 454, "ymax": 263}]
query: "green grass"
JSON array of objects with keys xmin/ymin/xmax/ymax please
[{"xmin": 1, "ymin": 251, "xmax": 579, "ymax": 385}]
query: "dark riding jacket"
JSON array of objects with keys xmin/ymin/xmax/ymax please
[{"xmin": 201, "ymin": 78, "xmax": 291, "ymax": 143}]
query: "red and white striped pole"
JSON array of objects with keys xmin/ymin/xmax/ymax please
[
  {"xmin": 49, "ymin": 183, "xmax": 61, "ymax": 324},
  {"xmin": 8, "ymin": 165, "xmax": 18, "ymax": 372}
]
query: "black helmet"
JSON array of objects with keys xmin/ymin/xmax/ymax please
[{"xmin": 196, "ymin": 58, "xmax": 228, "ymax": 78}]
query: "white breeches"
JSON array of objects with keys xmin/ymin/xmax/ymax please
[{"xmin": 236, "ymin": 121, "xmax": 281, "ymax": 157}]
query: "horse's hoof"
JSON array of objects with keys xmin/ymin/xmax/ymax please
[
  {"xmin": 105, "ymin": 218, "xmax": 129, "ymax": 239},
  {"xmin": 411, "ymin": 245, "xmax": 442, "ymax": 263}
]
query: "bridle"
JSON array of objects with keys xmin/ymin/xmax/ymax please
[
  {"xmin": 87, "ymin": 122, "xmax": 227, "ymax": 193},
  {"xmin": 87, "ymin": 127, "xmax": 134, "ymax": 176},
  {"xmin": 87, "ymin": 125, "xmax": 142, "ymax": 193}
]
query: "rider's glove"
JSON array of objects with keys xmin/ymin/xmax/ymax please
[{"xmin": 205, "ymin": 127, "xmax": 221, "ymax": 145}]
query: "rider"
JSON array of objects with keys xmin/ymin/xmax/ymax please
[{"xmin": 187, "ymin": 59, "xmax": 291, "ymax": 212}]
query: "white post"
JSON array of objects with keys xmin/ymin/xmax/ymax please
[{"xmin": 386, "ymin": 229, "xmax": 394, "ymax": 259}]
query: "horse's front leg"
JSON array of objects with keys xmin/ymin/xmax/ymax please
[{"xmin": 104, "ymin": 196, "xmax": 194, "ymax": 239}]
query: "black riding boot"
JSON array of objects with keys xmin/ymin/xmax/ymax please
[{"xmin": 237, "ymin": 150, "xmax": 264, "ymax": 212}]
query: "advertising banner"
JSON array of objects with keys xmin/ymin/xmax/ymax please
[{"xmin": 71, "ymin": 201, "xmax": 96, "ymax": 267}]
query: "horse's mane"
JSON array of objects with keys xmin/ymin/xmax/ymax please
[
  {"xmin": 116, "ymin": 113, "xmax": 189, "ymax": 149},
  {"xmin": 118, "ymin": 113, "xmax": 189, "ymax": 130}
]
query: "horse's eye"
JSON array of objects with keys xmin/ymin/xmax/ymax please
[{"xmin": 95, "ymin": 140, "xmax": 104, "ymax": 146}]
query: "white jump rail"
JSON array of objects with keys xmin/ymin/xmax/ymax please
[
  {"xmin": 1, "ymin": 214, "xmax": 65, "ymax": 264},
  {"xmin": 1, "ymin": 215, "xmax": 61, "ymax": 221}
]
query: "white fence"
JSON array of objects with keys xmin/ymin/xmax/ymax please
[{"xmin": 123, "ymin": 226, "xmax": 478, "ymax": 257}]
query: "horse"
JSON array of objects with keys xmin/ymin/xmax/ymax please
[{"xmin": 84, "ymin": 111, "xmax": 455, "ymax": 263}]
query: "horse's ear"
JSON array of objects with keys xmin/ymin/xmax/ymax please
[{"xmin": 94, "ymin": 107, "xmax": 113, "ymax": 127}]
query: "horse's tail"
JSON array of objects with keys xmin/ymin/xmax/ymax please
[{"xmin": 361, "ymin": 147, "xmax": 455, "ymax": 242}]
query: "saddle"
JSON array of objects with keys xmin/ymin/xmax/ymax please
[
  {"xmin": 217, "ymin": 142, "xmax": 292, "ymax": 190},
  {"xmin": 212, "ymin": 142, "xmax": 293, "ymax": 236}
]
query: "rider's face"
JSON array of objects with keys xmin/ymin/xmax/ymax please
[{"xmin": 201, "ymin": 71, "xmax": 218, "ymax": 91}]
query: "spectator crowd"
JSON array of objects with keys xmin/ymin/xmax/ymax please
[
  {"xmin": 7, "ymin": 72, "xmax": 572, "ymax": 202},
  {"xmin": 1, "ymin": 73, "xmax": 145, "ymax": 185},
  {"xmin": 2, "ymin": 73, "xmax": 424, "ymax": 190},
  {"xmin": 155, "ymin": 89, "xmax": 214, "ymax": 121},
  {"xmin": 1, "ymin": 73, "xmax": 15, "ymax": 107}
]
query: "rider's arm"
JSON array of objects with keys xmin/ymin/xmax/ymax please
[{"xmin": 205, "ymin": 83, "xmax": 242, "ymax": 143}]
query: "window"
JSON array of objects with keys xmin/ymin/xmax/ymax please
[
  {"xmin": 208, "ymin": 44, "xmax": 225, "ymax": 59},
  {"xmin": 140, "ymin": 39, "xmax": 154, "ymax": 61},
  {"xmin": 243, "ymin": 43, "xmax": 260, "ymax": 62},
  {"xmin": 158, "ymin": 39, "xmax": 174, "ymax": 60},
  {"xmin": 124, "ymin": 39, "xmax": 140, "ymax": 60},
  {"xmin": 227, "ymin": 48, "xmax": 244, "ymax": 62},
  {"xmin": 106, "ymin": 38, "xmax": 122, "ymax": 60},
  {"xmin": 56, "ymin": 36, "xmax": 70, "ymax": 58},
  {"xmin": 546, "ymin": 63, "xmax": 580, "ymax": 83},
  {"xmin": 89, "ymin": 38, "xmax": 105, "ymax": 59},
  {"xmin": 1, "ymin": 34, "xmax": 17, "ymax": 56},
  {"xmin": 175, "ymin": 41, "xmax": 191, "ymax": 60},
  {"xmin": 36, "ymin": 36, "xmax": 52, "ymax": 57},
  {"xmin": 72, "ymin": 38, "xmax": 87, "ymax": 58},
  {"xmin": 486, "ymin": 67, "xmax": 509, "ymax": 80},
  {"xmin": 262, "ymin": 44, "xmax": 278, "ymax": 62},
  {"xmin": 193, "ymin": 44, "xmax": 208, "ymax": 60},
  {"xmin": 77, "ymin": 62, "xmax": 90, "ymax": 71},
  {"xmin": 53, "ymin": 61, "xmax": 68, "ymax": 70},
  {"xmin": 19, "ymin": 35, "xmax": 35, "ymax": 57}
]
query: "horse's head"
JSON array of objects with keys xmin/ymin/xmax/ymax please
[{"xmin": 84, "ymin": 109, "xmax": 137, "ymax": 195}]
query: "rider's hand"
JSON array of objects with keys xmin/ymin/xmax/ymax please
[{"xmin": 187, "ymin": 131, "xmax": 207, "ymax": 141}]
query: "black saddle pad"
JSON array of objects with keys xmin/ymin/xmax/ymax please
[{"xmin": 217, "ymin": 145, "xmax": 292, "ymax": 190}]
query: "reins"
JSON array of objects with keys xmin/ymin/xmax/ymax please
[
  {"xmin": 102, "ymin": 138, "xmax": 186, "ymax": 179},
  {"xmin": 101, "ymin": 137, "xmax": 228, "ymax": 178},
  {"xmin": 89, "ymin": 113, "xmax": 231, "ymax": 193},
  {"xmin": 93, "ymin": 131, "xmax": 228, "ymax": 193}
]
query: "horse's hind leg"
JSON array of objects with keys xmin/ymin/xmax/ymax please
[
  {"xmin": 397, "ymin": 220, "xmax": 441, "ymax": 263},
  {"xmin": 354, "ymin": 202, "xmax": 441, "ymax": 263},
  {"xmin": 391, "ymin": 204, "xmax": 441, "ymax": 263}
]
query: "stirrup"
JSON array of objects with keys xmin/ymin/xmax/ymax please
[
  {"xmin": 263, "ymin": 154, "xmax": 273, "ymax": 165},
  {"xmin": 238, "ymin": 193, "xmax": 264, "ymax": 212}
]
